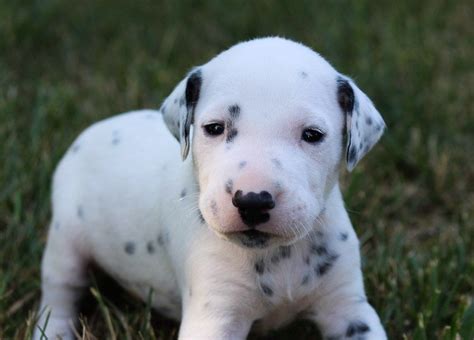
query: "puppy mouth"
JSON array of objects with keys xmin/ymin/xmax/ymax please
[{"xmin": 231, "ymin": 229, "xmax": 273, "ymax": 249}]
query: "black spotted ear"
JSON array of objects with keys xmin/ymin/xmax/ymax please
[
  {"xmin": 337, "ymin": 76, "xmax": 386, "ymax": 171},
  {"xmin": 161, "ymin": 68, "xmax": 202, "ymax": 160}
]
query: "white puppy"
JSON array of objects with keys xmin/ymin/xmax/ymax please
[{"xmin": 35, "ymin": 37, "xmax": 387, "ymax": 340}]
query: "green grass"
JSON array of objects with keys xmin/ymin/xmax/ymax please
[{"xmin": 1, "ymin": 0, "xmax": 473, "ymax": 338}]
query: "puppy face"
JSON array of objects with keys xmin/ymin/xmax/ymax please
[{"xmin": 161, "ymin": 38, "xmax": 385, "ymax": 248}]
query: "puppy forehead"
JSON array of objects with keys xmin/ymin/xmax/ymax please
[
  {"xmin": 198, "ymin": 38, "xmax": 340, "ymax": 121},
  {"xmin": 196, "ymin": 80, "xmax": 340, "ymax": 131},
  {"xmin": 205, "ymin": 37, "xmax": 335, "ymax": 75}
]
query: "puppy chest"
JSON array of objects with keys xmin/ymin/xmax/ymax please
[{"xmin": 252, "ymin": 238, "xmax": 341, "ymax": 306}]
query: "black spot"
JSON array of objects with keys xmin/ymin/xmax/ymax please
[
  {"xmin": 336, "ymin": 77, "xmax": 355, "ymax": 115},
  {"xmin": 226, "ymin": 128, "xmax": 238, "ymax": 143},
  {"xmin": 179, "ymin": 97, "xmax": 185, "ymax": 107},
  {"xmin": 348, "ymin": 145, "xmax": 357, "ymax": 164},
  {"xmin": 124, "ymin": 241, "xmax": 135, "ymax": 255},
  {"xmin": 197, "ymin": 209, "xmax": 205, "ymax": 223},
  {"xmin": 147, "ymin": 241, "xmax": 155, "ymax": 254},
  {"xmin": 271, "ymin": 158, "xmax": 282, "ymax": 169},
  {"xmin": 301, "ymin": 274, "xmax": 310, "ymax": 285},
  {"xmin": 225, "ymin": 117, "xmax": 238, "ymax": 143},
  {"xmin": 228, "ymin": 104, "xmax": 241, "ymax": 119},
  {"xmin": 304, "ymin": 256, "xmax": 311, "ymax": 265},
  {"xmin": 346, "ymin": 321, "xmax": 370, "ymax": 337},
  {"xmin": 278, "ymin": 245, "xmax": 291, "ymax": 259},
  {"xmin": 157, "ymin": 232, "xmax": 169, "ymax": 246},
  {"xmin": 315, "ymin": 262, "xmax": 331, "ymax": 276},
  {"xmin": 261, "ymin": 283, "xmax": 273, "ymax": 296},
  {"xmin": 210, "ymin": 200, "xmax": 218, "ymax": 216},
  {"xmin": 255, "ymin": 259, "xmax": 265, "ymax": 274},
  {"xmin": 271, "ymin": 254, "xmax": 280, "ymax": 264},
  {"xmin": 365, "ymin": 116, "xmax": 373, "ymax": 125},
  {"xmin": 299, "ymin": 71, "xmax": 308, "ymax": 79},
  {"xmin": 376, "ymin": 123, "xmax": 383, "ymax": 131},
  {"xmin": 315, "ymin": 254, "xmax": 339, "ymax": 276},
  {"xmin": 310, "ymin": 244, "xmax": 328, "ymax": 256},
  {"xmin": 112, "ymin": 130, "xmax": 120, "ymax": 145},
  {"xmin": 238, "ymin": 161, "xmax": 247, "ymax": 169},
  {"xmin": 225, "ymin": 179, "xmax": 233, "ymax": 194},
  {"xmin": 71, "ymin": 144, "xmax": 80, "ymax": 153},
  {"xmin": 160, "ymin": 104, "xmax": 167, "ymax": 114},
  {"xmin": 359, "ymin": 141, "xmax": 363, "ymax": 149},
  {"xmin": 174, "ymin": 98, "xmax": 178, "ymax": 104},
  {"xmin": 77, "ymin": 206, "xmax": 84, "ymax": 219},
  {"xmin": 339, "ymin": 232, "xmax": 349, "ymax": 241},
  {"xmin": 180, "ymin": 189, "xmax": 187, "ymax": 198}
]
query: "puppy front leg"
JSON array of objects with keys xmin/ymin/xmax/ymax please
[
  {"xmin": 178, "ymin": 291, "xmax": 254, "ymax": 340},
  {"xmin": 313, "ymin": 301, "xmax": 386, "ymax": 339},
  {"xmin": 307, "ymin": 283, "xmax": 387, "ymax": 339}
]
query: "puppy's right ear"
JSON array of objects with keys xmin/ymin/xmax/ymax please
[
  {"xmin": 337, "ymin": 76, "xmax": 386, "ymax": 171},
  {"xmin": 160, "ymin": 68, "xmax": 202, "ymax": 160}
]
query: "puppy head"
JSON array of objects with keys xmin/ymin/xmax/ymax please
[{"xmin": 161, "ymin": 37, "xmax": 385, "ymax": 249}]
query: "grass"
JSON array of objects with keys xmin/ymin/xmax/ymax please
[{"xmin": 0, "ymin": 0, "xmax": 473, "ymax": 338}]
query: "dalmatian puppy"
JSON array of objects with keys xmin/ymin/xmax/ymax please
[{"xmin": 35, "ymin": 37, "xmax": 387, "ymax": 339}]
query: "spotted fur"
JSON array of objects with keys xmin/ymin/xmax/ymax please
[{"xmin": 36, "ymin": 37, "xmax": 387, "ymax": 340}]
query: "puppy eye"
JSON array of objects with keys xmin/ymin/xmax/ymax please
[
  {"xmin": 302, "ymin": 128, "xmax": 325, "ymax": 143},
  {"xmin": 203, "ymin": 123, "xmax": 225, "ymax": 136}
]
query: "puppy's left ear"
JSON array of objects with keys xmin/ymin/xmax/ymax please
[
  {"xmin": 160, "ymin": 68, "xmax": 202, "ymax": 160},
  {"xmin": 337, "ymin": 76, "xmax": 386, "ymax": 171}
]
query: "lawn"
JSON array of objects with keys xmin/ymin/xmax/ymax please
[{"xmin": 0, "ymin": 0, "xmax": 473, "ymax": 339}]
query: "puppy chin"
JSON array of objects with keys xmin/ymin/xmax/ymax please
[
  {"xmin": 221, "ymin": 230, "xmax": 277, "ymax": 249},
  {"xmin": 214, "ymin": 225, "xmax": 297, "ymax": 250},
  {"xmin": 203, "ymin": 210, "xmax": 308, "ymax": 249}
]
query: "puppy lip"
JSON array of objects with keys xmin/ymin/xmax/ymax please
[
  {"xmin": 239, "ymin": 229, "xmax": 271, "ymax": 239},
  {"xmin": 232, "ymin": 229, "xmax": 273, "ymax": 249},
  {"xmin": 227, "ymin": 228, "xmax": 277, "ymax": 238}
]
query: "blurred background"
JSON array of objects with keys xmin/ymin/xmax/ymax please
[{"xmin": 0, "ymin": 0, "xmax": 473, "ymax": 339}]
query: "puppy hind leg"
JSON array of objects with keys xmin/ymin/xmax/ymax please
[{"xmin": 34, "ymin": 229, "xmax": 89, "ymax": 340}]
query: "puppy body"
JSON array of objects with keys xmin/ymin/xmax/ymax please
[{"xmin": 35, "ymin": 38, "xmax": 387, "ymax": 339}]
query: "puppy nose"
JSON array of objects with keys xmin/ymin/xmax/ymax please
[
  {"xmin": 232, "ymin": 190, "xmax": 275, "ymax": 227},
  {"xmin": 232, "ymin": 190, "xmax": 275, "ymax": 210}
]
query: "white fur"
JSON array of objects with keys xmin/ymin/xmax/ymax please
[{"xmin": 35, "ymin": 37, "xmax": 387, "ymax": 339}]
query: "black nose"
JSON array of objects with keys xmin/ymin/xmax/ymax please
[{"xmin": 232, "ymin": 190, "xmax": 275, "ymax": 227}]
